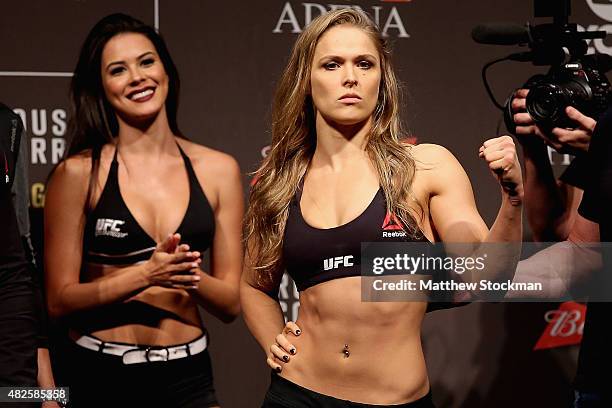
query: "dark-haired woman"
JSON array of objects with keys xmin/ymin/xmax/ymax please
[
  {"xmin": 241, "ymin": 8, "xmax": 523, "ymax": 407},
  {"xmin": 44, "ymin": 14, "xmax": 242, "ymax": 407}
]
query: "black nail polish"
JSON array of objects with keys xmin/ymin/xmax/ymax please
[
  {"xmin": 275, "ymin": 366, "xmax": 282, "ymax": 373},
  {"xmin": 295, "ymin": 330, "xmax": 301, "ymax": 335},
  {"xmin": 283, "ymin": 355, "xmax": 289, "ymax": 362},
  {"xmin": 290, "ymin": 348, "xmax": 296, "ymax": 355}
]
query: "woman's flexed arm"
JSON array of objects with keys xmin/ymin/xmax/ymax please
[{"xmin": 415, "ymin": 140, "xmax": 522, "ymax": 290}]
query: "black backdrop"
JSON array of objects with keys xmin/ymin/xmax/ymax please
[{"xmin": 2, "ymin": 1, "xmax": 611, "ymax": 406}]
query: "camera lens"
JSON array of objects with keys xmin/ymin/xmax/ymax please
[
  {"xmin": 526, "ymin": 84, "xmax": 566, "ymax": 126},
  {"xmin": 564, "ymin": 79, "xmax": 591, "ymax": 106}
]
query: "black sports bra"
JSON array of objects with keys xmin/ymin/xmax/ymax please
[
  {"xmin": 282, "ymin": 182, "xmax": 429, "ymax": 291},
  {"xmin": 83, "ymin": 144, "xmax": 215, "ymax": 266}
]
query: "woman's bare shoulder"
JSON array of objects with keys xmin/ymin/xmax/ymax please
[
  {"xmin": 410, "ymin": 143, "xmax": 470, "ymax": 176},
  {"xmin": 408, "ymin": 143, "xmax": 471, "ymax": 197},
  {"xmin": 176, "ymin": 137, "xmax": 241, "ymax": 179},
  {"xmin": 51, "ymin": 151, "xmax": 92, "ymax": 183},
  {"xmin": 50, "ymin": 144, "xmax": 116, "ymax": 191},
  {"xmin": 410, "ymin": 143, "xmax": 458, "ymax": 165}
]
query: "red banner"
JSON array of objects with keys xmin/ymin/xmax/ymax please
[{"xmin": 534, "ymin": 301, "xmax": 586, "ymax": 351}]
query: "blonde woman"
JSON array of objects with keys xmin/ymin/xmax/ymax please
[{"xmin": 241, "ymin": 8, "xmax": 523, "ymax": 407}]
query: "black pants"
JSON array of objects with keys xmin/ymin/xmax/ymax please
[
  {"xmin": 0, "ymin": 269, "xmax": 38, "ymax": 408},
  {"xmin": 262, "ymin": 373, "xmax": 436, "ymax": 408},
  {"xmin": 65, "ymin": 339, "xmax": 219, "ymax": 408},
  {"xmin": 0, "ymin": 269, "xmax": 38, "ymax": 387}
]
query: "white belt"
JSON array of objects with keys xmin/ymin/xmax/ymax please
[{"xmin": 75, "ymin": 334, "xmax": 208, "ymax": 365}]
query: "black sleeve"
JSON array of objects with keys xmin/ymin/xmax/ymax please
[
  {"xmin": 559, "ymin": 154, "xmax": 588, "ymax": 190},
  {"xmin": 426, "ymin": 301, "xmax": 470, "ymax": 313},
  {"xmin": 577, "ymin": 159, "xmax": 600, "ymax": 224},
  {"xmin": 4, "ymin": 106, "xmax": 49, "ymax": 349},
  {"xmin": 578, "ymin": 105, "xmax": 612, "ymax": 224},
  {"xmin": 0, "ymin": 103, "xmax": 23, "ymax": 191},
  {"xmin": 30, "ymin": 261, "xmax": 49, "ymax": 349}
]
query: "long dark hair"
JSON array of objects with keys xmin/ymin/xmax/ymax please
[{"xmin": 66, "ymin": 13, "xmax": 181, "ymax": 210}]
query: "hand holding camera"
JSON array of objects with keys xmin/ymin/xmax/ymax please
[
  {"xmin": 473, "ymin": 0, "xmax": 612, "ymax": 137},
  {"xmin": 511, "ymin": 88, "xmax": 596, "ymax": 155}
]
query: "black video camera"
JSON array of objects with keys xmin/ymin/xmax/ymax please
[
  {"xmin": 517, "ymin": 57, "xmax": 612, "ymax": 129},
  {"xmin": 473, "ymin": 0, "xmax": 612, "ymax": 131}
]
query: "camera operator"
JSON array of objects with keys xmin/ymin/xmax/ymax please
[
  {"xmin": 1, "ymin": 102, "xmax": 60, "ymax": 407},
  {"xmin": 510, "ymin": 90, "xmax": 611, "ymax": 407},
  {"xmin": 511, "ymin": 88, "xmax": 596, "ymax": 241}
]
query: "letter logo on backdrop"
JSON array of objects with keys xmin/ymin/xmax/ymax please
[
  {"xmin": 585, "ymin": 0, "xmax": 612, "ymax": 21},
  {"xmin": 13, "ymin": 108, "xmax": 67, "ymax": 166},
  {"xmin": 12, "ymin": 108, "xmax": 68, "ymax": 208},
  {"xmin": 581, "ymin": 0, "xmax": 612, "ymax": 54},
  {"xmin": 273, "ymin": 2, "xmax": 411, "ymax": 38}
]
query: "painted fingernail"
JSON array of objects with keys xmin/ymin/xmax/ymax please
[
  {"xmin": 194, "ymin": 276, "xmax": 201, "ymax": 281},
  {"xmin": 283, "ymin": 355, "xmax": 289, "ymax": 362},
  {"xmin": 275, "ymin": 366, "xmax": 282, "ymax": 373},
  {"xmin": 290, "ymin": 348, "xmax": 296, "ymax": 355},
  {"xmin": 295, "ymin": 330, "xmax": 301, "ymax": 335}
]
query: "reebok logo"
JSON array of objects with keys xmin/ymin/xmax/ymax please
[
  {"xmin": 323, "ymin": 255, "xmax": 354, "ymax": 271},
  {"xmin": 95, "ymin": 218, "xmax": 128, "ymax": 238},
  {"xmin": 382, "ymin": 212, "xmax": 406, "ymax": 238}
]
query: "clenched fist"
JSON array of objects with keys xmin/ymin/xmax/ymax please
[{"xmin": 479, "ymin": 135, "xmax": 523, "ymax": 205}]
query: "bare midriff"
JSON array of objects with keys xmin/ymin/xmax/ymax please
[
  {"xmin": 279, "ymin": 276, "xmax": 429, "ymax": 405},
  {"xmin": 69, "ymin": 263, "xmax": 203, "ymax": 346}
]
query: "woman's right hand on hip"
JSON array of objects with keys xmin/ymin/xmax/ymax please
[{"xmin": 268, "ymin": 321, "xmax": 301, "ymax": 373}]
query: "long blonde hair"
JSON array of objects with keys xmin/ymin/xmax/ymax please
[{"xmin": 245, "ymin": 8, "xmax": 421, "ymax": 286}]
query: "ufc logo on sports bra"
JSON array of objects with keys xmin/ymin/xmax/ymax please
[
  {"xmin": 323, "ymin": 256, "xmax": 354, "ymax": 271},
  {"xmin": 95, "ymin": 218, "xmax": 128, "ymax": 238}
]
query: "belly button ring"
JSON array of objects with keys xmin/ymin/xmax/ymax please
[{"xmin": 343, "ymin": 344, "xmax": 350, "ymax": 358}]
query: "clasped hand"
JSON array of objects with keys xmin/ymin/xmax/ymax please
[{"xmin": 143, "ymin": 233, "xmax": 202, "ymax": 289}]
